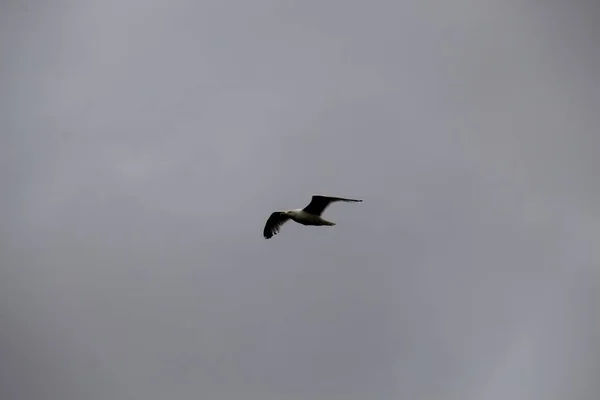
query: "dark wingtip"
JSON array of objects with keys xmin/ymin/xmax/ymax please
[{"xmin": 264, "ymin": 229, "xmax": 276, "ymax": 239}]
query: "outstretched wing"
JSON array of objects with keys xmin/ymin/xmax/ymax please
[
  {"xmin": 302, "ymin": 195, "xmax": 362, "ymax": 216},
  {"xmin": 263, "ymin": 212, "xmax": 290, "ymax": 239}
]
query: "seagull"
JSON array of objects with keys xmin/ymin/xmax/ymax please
[{"xmin": 263, "ymin": 195, "xmax": 362, "ymax": 239}]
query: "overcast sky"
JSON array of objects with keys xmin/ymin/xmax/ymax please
[{"xmin": 1, "ymin": 1, "xmax": 599, "ymax": 399}]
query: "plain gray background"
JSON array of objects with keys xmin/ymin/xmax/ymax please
[{"xmin": 1, "ymin": 1, "xmax": 598, "ymax": 399}]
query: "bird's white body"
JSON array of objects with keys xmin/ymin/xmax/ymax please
[{"xmin": 285, "ymin": 209, "xmax": 335, "ymax": 226}]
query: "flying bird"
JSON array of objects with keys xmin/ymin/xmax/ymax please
[{"xmin": 263, "ymin": 195, "xmax": 362, "ymax": 239}]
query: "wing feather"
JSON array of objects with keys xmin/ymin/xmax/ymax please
[
  {"xmin": 302, "ymin": 195, "xmax": 362, "ymax": 216},
  {"xmin": 263, "ymin": 212, "xmax": 290, "ymax": 239}
]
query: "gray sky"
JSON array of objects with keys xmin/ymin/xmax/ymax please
[{"xmin": 1, "ymin": 1, "xmax": 598, "ymax": 399}]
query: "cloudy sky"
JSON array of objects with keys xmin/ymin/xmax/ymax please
[{"xmin": 1, "ymin": 1, "xmax": 598, "ymax": 399}]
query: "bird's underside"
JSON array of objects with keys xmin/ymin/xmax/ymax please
[{"xmin": 263, "ymin": 195, "xmax": 362, "ymax": 239}]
